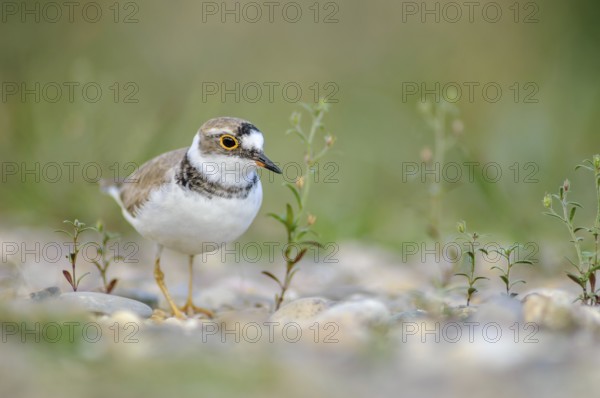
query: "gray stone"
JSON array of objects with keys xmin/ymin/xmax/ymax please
[
  {"xmin": 30, "ymin": 286, "xmax": 61, "ymax": 301},
  {"xmin": 112, "ymin": 287, "xmax": 159, "ymax": 309},
  {"xmin": 473, "ymin": 295, "xmax": 523, "ymax": 325},
  {"xmin": 59, "ymin": 292, "xmax": 153, "ymax": 318},
  {"xmin": 391, "ymin": 309, "xmax": 429, "ymax": 322}
]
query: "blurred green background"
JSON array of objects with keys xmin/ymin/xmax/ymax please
[{"xmin": 1, "ymin": 0, "xmax": 600, "ymax": 253}]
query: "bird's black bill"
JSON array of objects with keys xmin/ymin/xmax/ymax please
[{"xmin": 255, "ymin": 153, "xmax": 282, "ymax": 174}]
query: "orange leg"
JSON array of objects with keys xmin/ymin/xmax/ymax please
[
  {"xmin": 179, "ymin": 255, "xmax": 214, "ymax": 318},
  {"xmin": 153, "ymin": 246, "xmax": 186, "ymax": 319}
]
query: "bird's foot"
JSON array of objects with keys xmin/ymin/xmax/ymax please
[
  {"xmin": 180, "ymin": 300, "xmax": 214, "ymax": 318},
  {"xmin": 170, "ymin": 305, "xmax": 188, "ymax": 320}
]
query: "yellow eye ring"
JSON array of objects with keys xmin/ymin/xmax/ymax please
[{"xmin": 219, "ymin": 134, "xmax": 239, "ymax": 150}]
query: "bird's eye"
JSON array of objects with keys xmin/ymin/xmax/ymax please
[{"xmin": 219, "ymin": 134, "xmax": 239, "ymax": 150}]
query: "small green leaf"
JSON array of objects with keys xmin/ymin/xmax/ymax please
[
  {"xmin": 454, "ymin": 273, "xmax": 471, "ymax": 280},
  {"xmin": 286, "ymin": 204, "xmax": 294, "ymax": 227},
  {"xmin": 543, "ymin": 212, "xmax": 565, "ymax": 222},
  {"xmin": 76, "ymin": 272, "xmax": 90, "ymax": 286},
  {"xmin": 467, "ymin": 287, "xmax": 477, "ymax": 295},
  {"xmin": 590, "ymin": 264, "xmax": 600, "ymax": 273},
  {"xmin": 285, "ymin": 183, "xmax": 303, "ymax": 210},
  {"xmin": 509, "ymin": 280, "xmax": 526, "ymax": 288},
  {"xmin": 287, "ymin": 268, "xmax": 300, "ymax": 283},
  {"xmin": 575, "ymin": 164, "xmax": 593, "ymax": 172},
  {"xmin": 267, "ymin": 212, "xmax": 287, "ymax": 227},
  {"xmin": 296, "ymin": 229, "xmax": 311, "ymax": 240},
  {"xmin": 55, "ymin": 229, "xmax": 73, "ymax": 238},
  {"xmin": 488, "ymin": 249, "xmax": 502, "ymax": 256},
  {"xmin": 262, "ymin": 271, "xmax": 282, "ymax": 287},
  {"xmin": 569, "ymin": 207, "xmax": 577, "ymax": 222},
  {"xmin": 514, "ymin": 260, "xmax": 534, "ymax": 265},
  {"xmin": 582, "ymin": 251, "xmax": 596, "ymax": 259},
  {"xmin": 472, "ymin": 276, "xmax": 489, "ymax": 282},
  {"xmin": 499, "ymin": 275, "xmax": 509, "ymax": 285},
  {"xmin": 299, "ymin": 102, "xmax": 314, "ymax": 114},
  {"xmin": 566, "ymin": 273, "xmax": 583, "ymax": 287},
  {"xmin": 298, "ymin": 240, "xmax": 324, "ymax": 248},
  {"xmin": 286, "ymin": 128, "xmax": 307, "ymax": 142}
]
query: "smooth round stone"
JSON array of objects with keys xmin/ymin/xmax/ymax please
[
  {"xmin": 269, "ymin": 297, "xmax": 332, "ymax": 324},
  {"xmin": 112, "ymin": 287, "xmax": 159, "ymax": 309},
  {"xmin": 59, "ymin": 292, "xmax": 153, "ymax": 318},
  {"xmin": 316, "ymin": 299, "xmax": 391, "ymax": 327},
  {"xmin": 522, "ymin": 290, "xmax": 576, "ymax": 331}
]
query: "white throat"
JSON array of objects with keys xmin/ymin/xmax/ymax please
[{"xmin": 187, "ymin": 134, "xmax": 258, "ymax": 186}]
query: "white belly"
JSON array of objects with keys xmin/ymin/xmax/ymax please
[{"xmin": 124, "ymin": 181, "xmax": 263, "ymax": 254}]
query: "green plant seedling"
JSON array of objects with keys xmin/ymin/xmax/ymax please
[
  {"xmin": 263, "ymin": 100, "xmax": 335, "ymax": 311},
  {"xmin": 55, "ymin": 219, "xmax": 94, "ymax": 292},
  {"xmin": 454, "ymin": 220, "xmax": 489, "ymax": 306},
  {"xmin": 543, "ymin": 155, "xmax": 600, "ymax": 305},
  {"xmin": 489, "ymin": 244, "xmax": 533, "ymax": 297}
]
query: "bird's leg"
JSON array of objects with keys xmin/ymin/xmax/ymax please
[
  {"xmin": 180, "ymin": 254, "xmax": 214, "ymax": 318},
  {"xmin": 153, "ymin": 247, "xmax": 186, "ymax": 319}
]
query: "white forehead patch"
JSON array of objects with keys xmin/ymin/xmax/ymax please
[
  {"xmin": 205, "ymin": 127, "xmax": 234, "ymax": 136},
  {"xmin": 242, "ymin": 131, "xmax": 264, "ymax": 151}
]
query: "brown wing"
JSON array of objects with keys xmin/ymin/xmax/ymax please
[{"xmin": 118, "ymin": 148, "xmax": 187, "ymax": 217}]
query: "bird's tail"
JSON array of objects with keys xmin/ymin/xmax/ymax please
[{"xmin": 99, "ymin": 178, "xmax": 125, "ymax": 208}]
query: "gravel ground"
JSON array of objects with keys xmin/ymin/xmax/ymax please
[{"xmin": 1, "ymin": 231, "xmax": 599, "ymax": 398}]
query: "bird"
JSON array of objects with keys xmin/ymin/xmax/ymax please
[{"xmin": 103, "ymin": 117, "xmax": 282, "ymax": 319}]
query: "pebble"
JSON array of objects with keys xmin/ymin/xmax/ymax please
[
  {"xmin": 111, "ymin": 310, "xmax": 143, "ymax": 325},
  {"xmin": 315, "ymin": 299, "xmax": 391, "ymax": 328},
  {"xmin": 313, "ymin": 299, "xmax": 391, "ymax": 345},
  {"xmin": 112, "ymin": 288, "xmax": 160, "ymax": 309},
  {"xmin": 29, "ymin": 286, "xmax": 61, "ymax": 301},
  {"xmin": 162, "ymin": 317, "xmax": 201, "ymax": 334},
  {"xmin": 522, "ymin": 290, "xmax": 577, "ymax": 331},
  {"xmin": 472, "ymin": 295, "xmax": 523, "ymax": 325},
  {"xmin": 452, "ymin": 305, "xmax": 478, "ymax": 320},
  {"xmin": 521, "ymin": 290, "xmax": 600, "ymax": 332},
  {"xmin": 58, "ymin": 291, "xmax": 153, "ymax": 318},
  {"xmin": 194, "ymin": 286, "xmax": 239, "ymax": 310},
  {"xmin": 390, "ymin": 309, "xmax": 429, "ymax": 322},
  {"xmin": 269, "ymin": 297, "xmax": 332, "ymax": 325}
]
